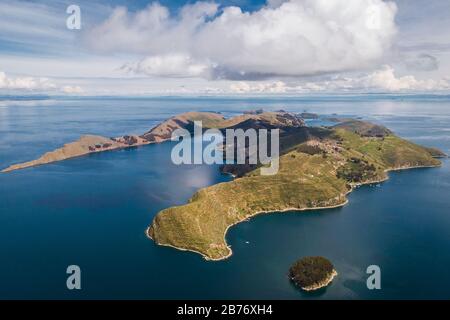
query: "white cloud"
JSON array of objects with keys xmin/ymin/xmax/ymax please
[
  {"xmin": 229, "ymin": 66, "xmax": 450, "ymax": 93},
  {"xmin": 0, "ymin": 71, "xmax": 86, "ymax": 94},
  {"xmin": 2, "ymin": 0, "xmax": 450, "ymax": 95},
  {"xmin": 87, "ymin": 0, "xmax": 398, "ymax": 80},
  {"xmin": 230, "ymin": 81, "xmax": 288, "ymax": 93},
  {"xmin": 85, "ymin": 2, "xmax": 219, "ymax": 55},
  {"xmin": 0, "ymin": 71, "xmax": 56, "ymax": 90},
  {"xmin": 61, "ymin": 85, "xmax": 84, "ymax": 94},
  {"xmin": 363, "ymin": 65, "xmax": 449, "ymax": 91},
  {"xmin": 121, "ymin": 54, "xmax": 210, "ymax": 78}
]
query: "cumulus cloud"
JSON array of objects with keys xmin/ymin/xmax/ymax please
[
  {"xmin": 87, "ymin": 0, "xmax": 398, "ymax": 80},
  {"xmin": 0, "ymin": 71, "xmax": 85, "ymax": 94},
  {"xmin": 229, "ymin": 66, "xmax": 450, "ymax": 93},
  {"xmin": 121, "ymin": 54, "xmax": 211, "ymax": 78},
  {"xmin": 364, "ymin": 65, "xmax": 448, "ymax": 91},
  {"xmin": 61, "ymin": 85, "xmax": 84, "ymax": 94},
  {"xmin": 0, "ymin": 71, "xmax": 56, "ymax": 90},
  {"xmin": 86, "ymin": 2, "xmax": 219, "ymax": 55}
]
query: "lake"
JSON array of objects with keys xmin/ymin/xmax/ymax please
[{"xmin": 0, "ymin": 95, "xmax": 449, "ymax": 299}]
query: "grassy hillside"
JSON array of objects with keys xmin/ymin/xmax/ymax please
[
  {"xmin": 141, "ymin": 111, "xmax": 305, "ymax": 142},
  {"xmin": 148, "ymin": 123, "xmax": 443, "ymax": 260}
]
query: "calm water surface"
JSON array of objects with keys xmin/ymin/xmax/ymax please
[{"xmin": 0, "ymin": 96, "xmax": 449, "ymax": 299}]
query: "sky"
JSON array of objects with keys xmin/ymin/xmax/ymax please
[{"xmin": 0, "ymin": 0, "xmax": 449, "ymax": 95}]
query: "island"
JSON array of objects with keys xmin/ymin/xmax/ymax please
[
  {"xmin": 2, "ymin": 111, "xmax": 447, "ymax": 262},
  {"xmin": 298, "ymin": 112, "xmax": 319, "ymax": 119},
  {"xmin": 146, "ymin": 114, "xmax": 446, "ymax": 260},
  {"xmin": 289, "ymin": 256, "xmax": 337, "ymax": 291}
]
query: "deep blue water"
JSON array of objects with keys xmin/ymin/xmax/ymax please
[{"xmin": 0, "ymin": 95, "xmax": 449, "ymax": 299}]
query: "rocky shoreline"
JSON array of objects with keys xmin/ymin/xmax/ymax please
[
  {"xmin": 298, "ymin": 269, "xmax": 338, "ymax": 291},
  {"xmin": 289, "ymin": 256, "xmax": 338, "ymax": 291}
]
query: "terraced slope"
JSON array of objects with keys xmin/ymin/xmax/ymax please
[{"xmin": 148, "ymin": 122, "xmax": 444, "ymax": 260}]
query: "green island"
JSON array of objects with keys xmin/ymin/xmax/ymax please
[
  {"xmin": 289, "ymin": 256, "xmax": 337, "ymax": 291},
  {"xmin": 2, "ymin": 111, "xmax": 446, "ymax": 262},
  {"xmin": 146, "ymin": 113, "xmax": 446, "ymax": 261}
]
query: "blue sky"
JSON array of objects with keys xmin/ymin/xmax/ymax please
[{"xmin": 0, "ymin": 0, "xmax": 449, "ymax": 95}]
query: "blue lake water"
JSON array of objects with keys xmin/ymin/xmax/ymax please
[{"xmin": 0, "ymin": 95, "xmax": 449, "ymax": 299}]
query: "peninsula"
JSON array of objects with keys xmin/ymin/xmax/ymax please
[
  {"xmin": 2, "ymin": 111, "xmax": 446, "ymax": 263},
  {"xmin": 1, "ymin": 111, "xmax": 303, "ymax": 172},
  {"xmin": 146, "ymin": 115, "xmax": 445, "ymax": 260}
]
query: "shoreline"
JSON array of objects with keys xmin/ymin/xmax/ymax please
[
  {"xmin": 298, "ymin": 269, "xmax": 338, "ymax": 292},
  {"xmin": 3, "ymin": 127, "xmax": 446, "ymax": 173},
  {"xmin": 2, "ymin": 142, "xmax": 150, "ymax": 173},
  {"xmin": 147, "ymin": 198, "xmax": 351, "ymax": 262},
  {"xmin": 147, "ymin": 162, "xmax": 443, "ymax": 261},
  {"xmin": 0, "ymin": 138, "xmax": 172, "ymax": 173}
]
